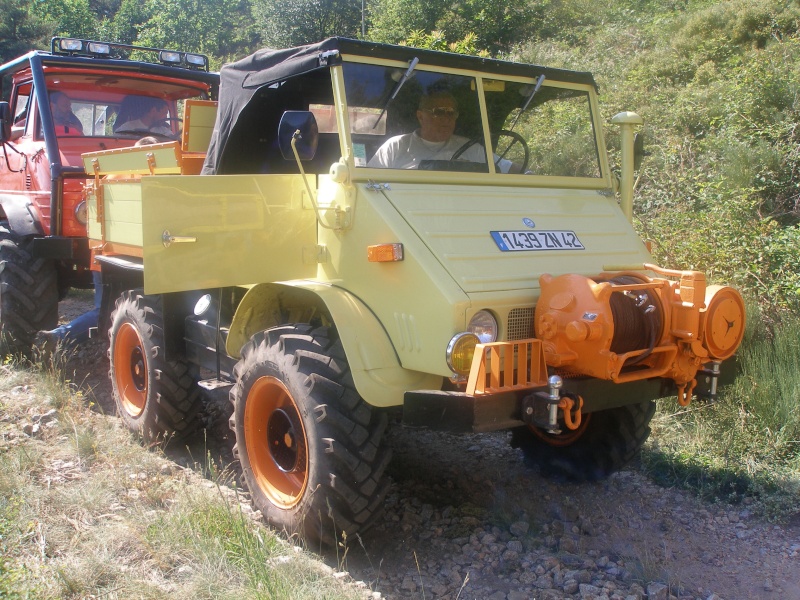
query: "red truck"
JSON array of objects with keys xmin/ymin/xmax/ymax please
[{"xmin": 0, "ymin": 38, "xmax": 219, "ymax": 354}]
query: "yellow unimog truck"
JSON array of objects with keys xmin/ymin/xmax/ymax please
[{"xmin": 83, "ymin": 38, "xmax": 745, "ymax": 544}]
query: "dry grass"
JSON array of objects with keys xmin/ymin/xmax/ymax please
[{"xmin": 0, "ymin": 361, "xmax": 367, "ymax": 600}]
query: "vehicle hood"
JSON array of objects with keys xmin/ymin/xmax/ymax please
[{"xmin": 379, "ymin": 183, "xmax": 652, "ymax": 294}]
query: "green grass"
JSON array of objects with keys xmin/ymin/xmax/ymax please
[
  {"xmin": 642, "ymin": 303, "xmax": 800, "ymax": 521},
  {"xmin": 0, "ymin": 362, "xmax": 365, "ymax": 600}
]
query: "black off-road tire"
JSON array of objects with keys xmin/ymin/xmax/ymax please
[
  {"xmin": 511, "ymin": 401, "xmax": 656, "ymax": 481},
  {"xmin": 230, "ymin": 324, "xmax": 391, "ymax": 546},
  {"xmin": 109, "ymin": 290, "xmax": 202, "ymax": 442},
  {"xmin": 0, "ymin": 223, "xmax": 58, "ymax": 356}
]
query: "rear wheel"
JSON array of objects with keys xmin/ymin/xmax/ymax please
[
  {"xmin": 0, "ymin": 224, "xmax": 58, "ymax": 356},
  {"xmin": 109, "ymin": 290, "xmax": 201, "ymax": 442},
  {"xmin": 511, "ymin": 401, "xmax": 656, "ymax": 481},
  {"xmin": 231, "ymin": 324, "xmax": 391, "ymax": 545}
]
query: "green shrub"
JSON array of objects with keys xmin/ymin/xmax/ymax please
[{"xmin": 643, "ymin": 304, "xmax": 800, "ymax": 521}]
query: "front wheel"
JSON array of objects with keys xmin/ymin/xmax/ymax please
[
  {"xmin": 109, "ymin": 290, "xmax": 202, "ymax": 442},
  {"xmin": 0, "ymin": 224, "xmax": 58, "ymax": 356},
  {"xmin": 511, "ymin": 401, "xmax": 656, "ymax": 481},
  {"xmin": 230, "ymin": 324, "xmax": 391, "ymax": 545}
]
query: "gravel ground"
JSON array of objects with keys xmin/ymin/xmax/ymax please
[{"xmin": 57, "ymin": 296, "xmax": 800, "ymax": 600}]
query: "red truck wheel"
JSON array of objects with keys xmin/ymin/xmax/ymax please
[
  {"xmin": 512, "ymin": 401, "xmax": 656, "ymax": 481},
  {"xmin": 0, "ymin": 223, "xmax": 58, "ymax": 357},
  {"xmin": 109, "ymin": 290, "xmax": 202, "ymax": 442},
  {"xmin": 231, "ymin": 324, "xmax": 391, "ymax": 546}
]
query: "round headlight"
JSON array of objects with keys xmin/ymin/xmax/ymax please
[
  {"xmin": 193, "ymin": 293, "xmax": 213, "ymax": 316},
  {"xmin": 74, "ymin": 200, "xmax": 88, "ymax": 225},
  {"xmin": 446, "ymin": 332, "xmax": 479, "ymax": 376},
  {"xmin": 468, "ymin": 310, "xmax": 498, "ymax": 343}
]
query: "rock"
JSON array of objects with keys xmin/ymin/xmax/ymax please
[
  {"xmin": 400, "ymin": 576, "xmax": 416, "ymax": 592},
  {"xmin": 646, "ymin": 582, "xmax": 668, "ymax": 600},
  {"xmin": 560, "ymin": 537, "xmax": 580, "ymax": 553},
  {"xmin": 502, "ymin": 549, "xmax": 519, "ymax": 561},
  {"xmin": 510, "ymin": 521, "xmax": 529, "ymax": 537},
  {"xmin": 37, "ymin": 409, "xmax": 58, "ymax": 424},
  {"xmin": 580, "ymin": 583, "xmax": 604, "ymax": 597},
  {"xmin": 564, "ymin": 580, "xmax": 579, "ymax": 594},
  {"xmin": 579, "ymin": 517, "xmax": 596, "ymax": 536}
]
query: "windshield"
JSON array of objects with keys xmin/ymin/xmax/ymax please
[
  {"xmin": 342, "ymin": 62, "xmax": 601, "ymax": 178},
  {"xmin": 42, "ymin": 73, "xmax": 211, "ymax": 140}
]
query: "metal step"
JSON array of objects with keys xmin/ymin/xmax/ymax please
[{"xmin": 197, "ymin": 378, "xmax": 233, "ymax": 391}]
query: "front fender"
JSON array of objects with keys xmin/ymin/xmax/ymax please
[
  {"xmin": 0, "ymin": 194, "xmax": 44, "ymax": 235},
  {"xmin": 227, "ymin": 281, "xmax": 441, "ymax": 407}
]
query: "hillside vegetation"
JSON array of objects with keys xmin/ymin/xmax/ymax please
[{"xmin": 4, "ymin": 0, "xmax": 799, "ymax": 310}]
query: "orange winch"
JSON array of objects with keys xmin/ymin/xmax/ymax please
[{"xmin": 534, "ymin": 264, "xmax": 745, "ymax": 404}]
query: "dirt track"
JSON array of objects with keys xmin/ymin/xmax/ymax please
[{"xmin": 59, "ymin": 296, "xmax": 800, "ymax": 600}]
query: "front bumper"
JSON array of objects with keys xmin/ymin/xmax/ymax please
[{"xmin": 402, "ymin": 376, "xmax": 669, "ymax": 433}]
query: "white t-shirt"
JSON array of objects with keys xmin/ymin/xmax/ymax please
[{"xmin": 368, "ymin": 130, "xmax": 511, "ymax": 172}]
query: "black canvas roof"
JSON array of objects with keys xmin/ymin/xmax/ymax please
[{"xmin": 202, "ymin": 37, "xmax": 598, "ymax": 174}]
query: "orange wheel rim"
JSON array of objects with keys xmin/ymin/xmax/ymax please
[
  {"xmin": 244, "ymin": 376, "xmax": 309, "ymax": 509},
  {"xmin": 528, "ymin": 411, "xmax": 591, "ymax": 447},
  {"xmin": 114, "ymin": 322, "xmax": 148, "ymax": 418}
]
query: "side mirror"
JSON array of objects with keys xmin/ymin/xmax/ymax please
[
  {"xmin": 0, "ymin": 102, "xmax": 12, "ymax": 143},
  {"xmin": 278, "ymin": 111, "xmax": 318, "ymax": 161},
  {"xmin": 633, "ymin": 132, "xmax": 647, "ymax": 171}
]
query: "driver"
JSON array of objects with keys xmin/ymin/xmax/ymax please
[
  {"xmin": 115, "ymin": 97, "xmax": 171, "ymax": 137},
  {"xmin": 368, "ymin": 91, "xmax": 512, "ymax": 171}
]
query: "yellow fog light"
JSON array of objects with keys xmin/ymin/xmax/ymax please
[{"xmin": 446, "ymin": 332, "xmax": 479, "ymax": 376}]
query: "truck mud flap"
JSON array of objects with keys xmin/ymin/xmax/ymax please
[{"xmin": 31, "ymin": 236, "xmax": 90, "ymax": 262}]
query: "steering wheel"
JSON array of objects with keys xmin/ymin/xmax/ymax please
[
  {"xmin": 451, "ymin": 129, "xmax": 530, "ymax": 173},
  {"xmin": 115, "ymin": 128, "xmax": 177, "ymax": 143}
]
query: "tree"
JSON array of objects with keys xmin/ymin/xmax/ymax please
[
  {"xmin": 0, "ymin": 0, "xmax": 51, "ymax": 63},
  {"xmin": 97, "ymin": 0, "xmax": 152, "ymax": 45},
  {"xmin": 251, "ymin": 0, "xmax": 363, "ymax": 48},
  {"xmin": 367, "ymin": 0, "xmax": 442, "ymax": 44},
  {"xmin": 32, "ymin": 0, "xmax": 98, "ymax": 40},
  {"xmin": 368, "ymin": 0, "xmax": 539, "ymax": 56},
  {"xmin": 135, "ymin": 0, "xmax": 256, "ymax": 67}
]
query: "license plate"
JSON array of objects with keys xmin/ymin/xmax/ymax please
[{"xmin": 491, "ymin": 230, "xmax": 585, "ymax": 252}]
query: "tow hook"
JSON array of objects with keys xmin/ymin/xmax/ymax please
[
  {"xmin": 522, "ymin": 375, "xmax": 583, "ymax": 434},
  {"xmin": 676, "ymin": 378, "xmax": 697, "ymax": 407}
]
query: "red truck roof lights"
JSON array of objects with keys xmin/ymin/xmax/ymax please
[{"xmin": 51, "ymin": 37, "xmax": 210, "ymax": 72}]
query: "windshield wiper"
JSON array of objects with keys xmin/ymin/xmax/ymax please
[
  {"xmin": 507, "ymin": 74, "xmax": 545, "ymax": 132},
  {"xmin": 372, "ymin": 57, "xmax": 419, "ymax": 129}
]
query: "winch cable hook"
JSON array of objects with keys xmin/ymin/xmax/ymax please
[
  {"xmin": 558, "ymin": 393, "xmax": 584, "ymax": 430},
  {"xmin": 676, "ymin": 379, "xmax": 697, "ymax": 407}
]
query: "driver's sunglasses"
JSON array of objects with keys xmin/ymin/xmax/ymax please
[{"xmin": 423, "ymin": 107, "xmax": 459, "ymax": 119}]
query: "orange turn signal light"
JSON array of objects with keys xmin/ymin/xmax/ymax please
[{"xmin": 367, "ymin": 243, "xmax": 404, "ymax": 262}]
